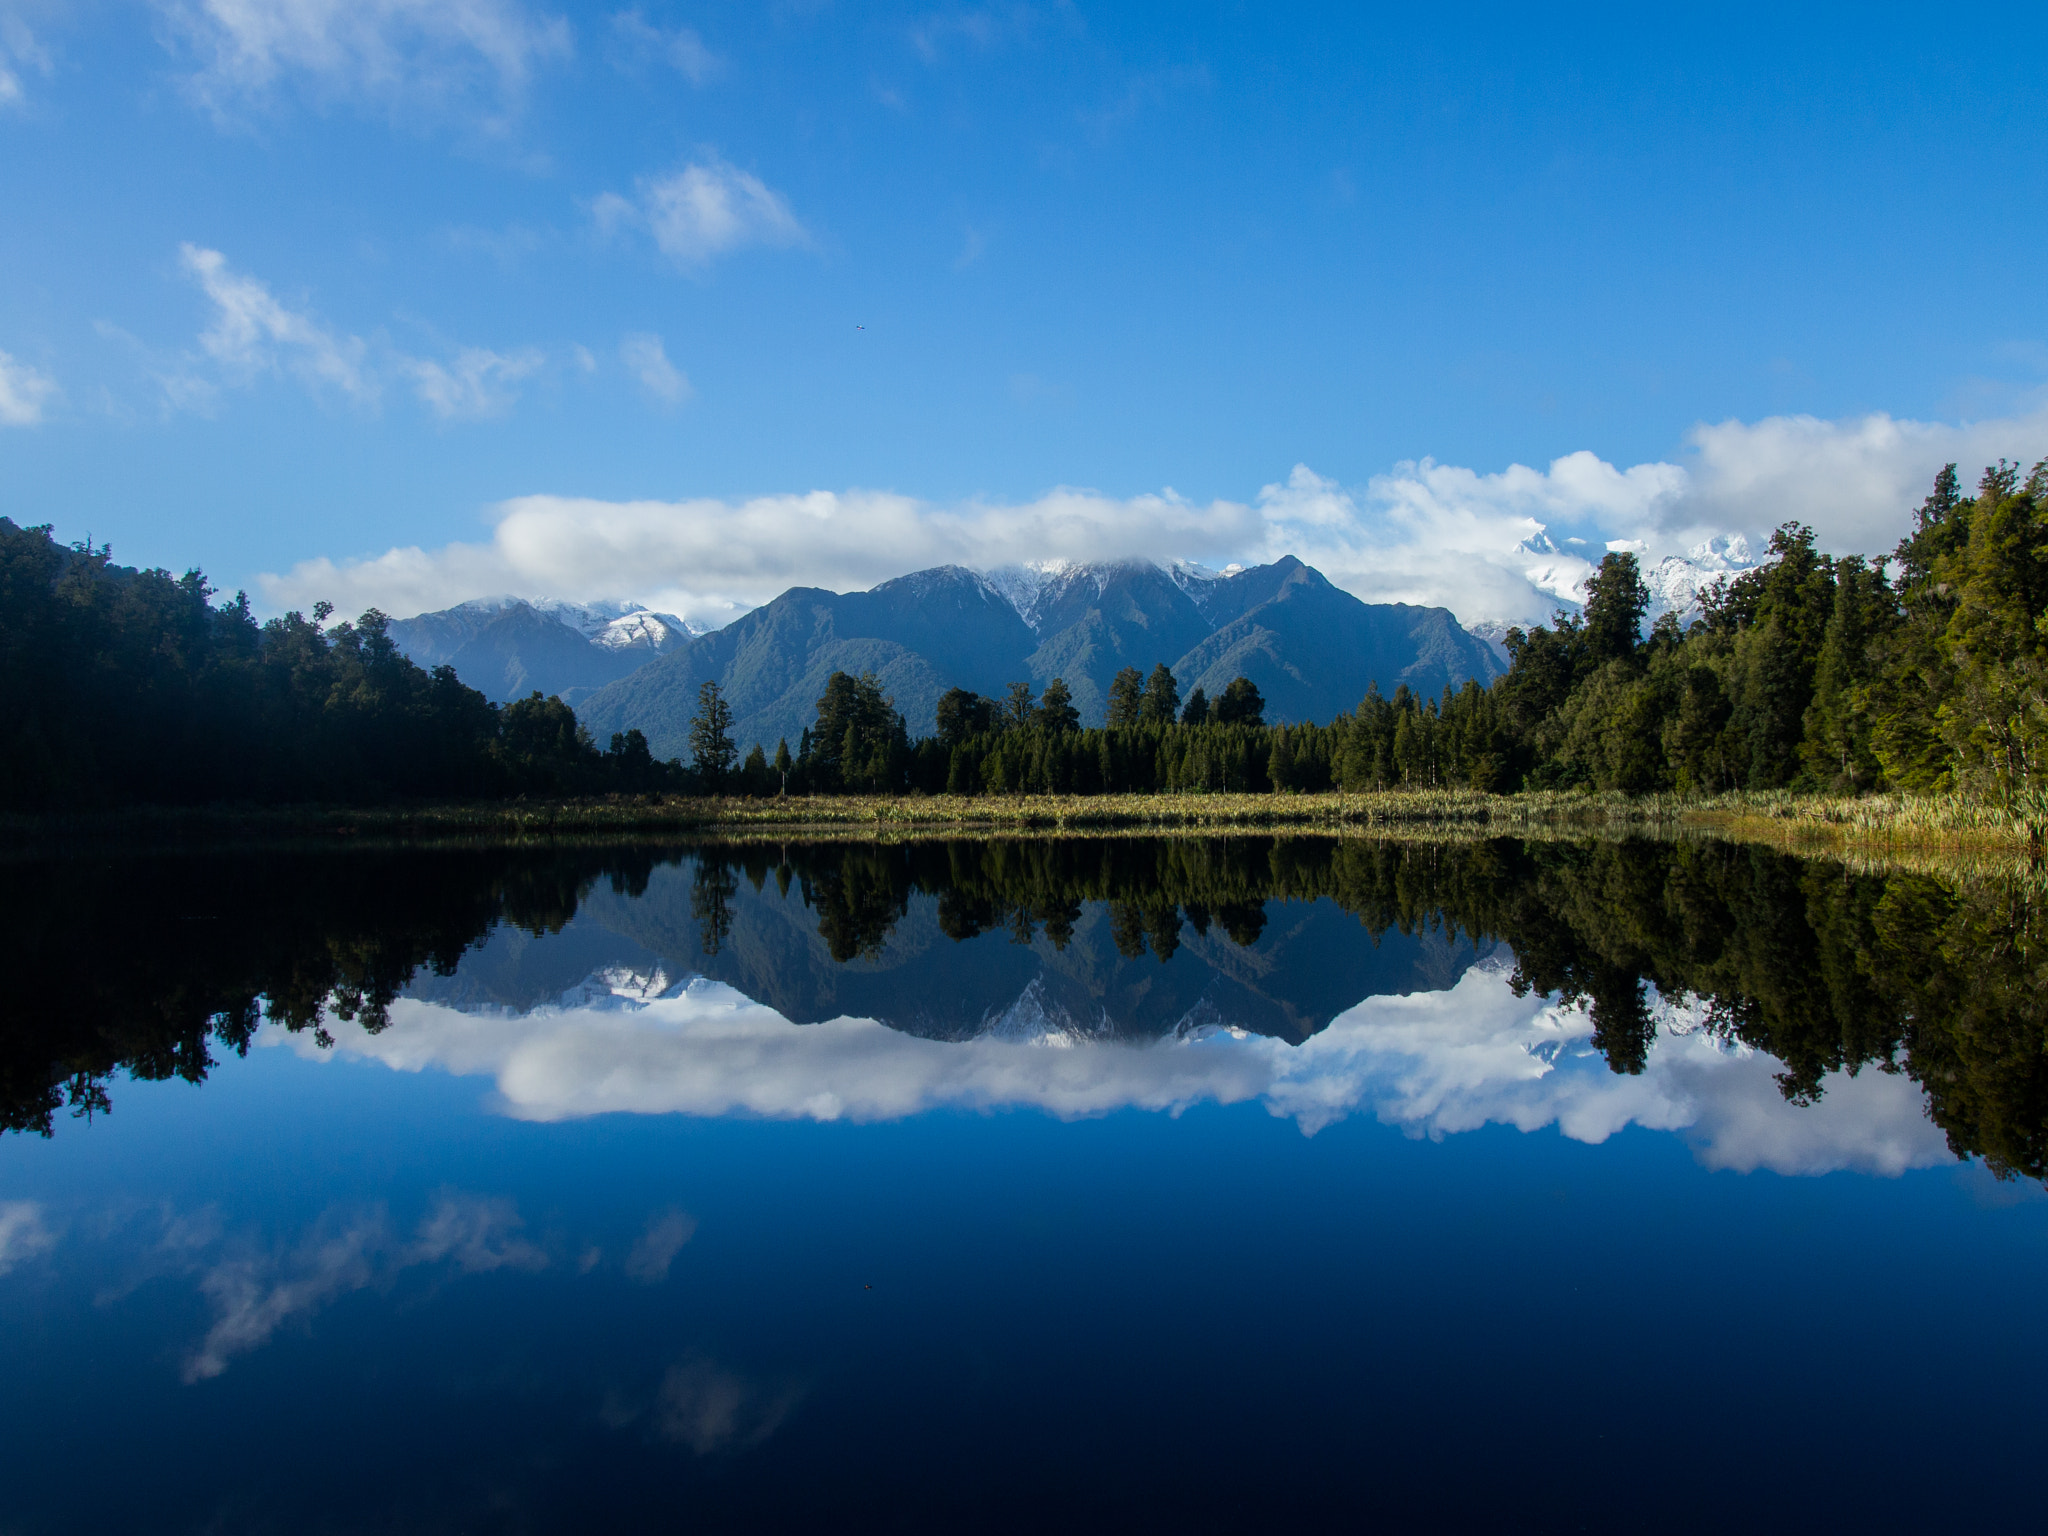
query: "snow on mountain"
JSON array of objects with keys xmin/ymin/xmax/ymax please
[
  {"xmin": 978, "ymin": 559, "xmax": 1090, "ymax": 630},
  {"xmin": 980, "ymin": 557, "xmax": 1250, "ymax": 630},
  {"xmin": 1642, "ymin": 534, "xmax": 1757, "ymax": 625},
  {"xmin": 529, "ymin": 599, "xmax": 704, "ymax": 650},
  {"xmin": 1465, "ymin": 531, "xmax": 1764, "ymax": 649}
]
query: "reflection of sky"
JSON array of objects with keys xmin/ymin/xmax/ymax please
[{"xmin": 281, "ymin": 956, "xmax": 1949, "ymax": 1179}]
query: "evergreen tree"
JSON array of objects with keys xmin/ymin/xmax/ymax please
[
  {"xmin": 1140, "ymin": 664, "xmax": 1180, "ymax": 724},
  {"xmin": 1106, "ymin": 666, "xmax": 1145, "ymax": 727},
  {"xmin": 1582, "ymin": 551, "xmax": 1650, "ymax": 666},
  {"xmin": 1037, "ymin": 677, "xmax": 1081, "ymax": 732},
  {"xmin": 688, "ymin": 679, "xmax": 737, "ymax": 789},
  {"xmin": 1213, "ymin": 676, "xmax": 1264, "ymax": 726},
  {"xmin": 1001, "ymin": 680, "xmax": 1037, "ymax": 730},
  {"xmin": 1181, "ymin": 687, "xmax": 1209, "ymax": 725}
]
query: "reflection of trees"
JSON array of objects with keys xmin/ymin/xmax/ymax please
[
  {"xmin": 13, "ymin": 833, "xmax": 2048, "ymax": 1183},
  {"xmin": 761, "ymin": 836, "xmax": 2048, "ymax": 1182},
  {"xmin": 690, "ymin": 854, "xmax": 739, "ymax": 957},
  {"xmin": 0, "ymin": 844, "xmax": 681, "ymax": 1136}
]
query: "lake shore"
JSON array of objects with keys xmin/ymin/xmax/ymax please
[{"xmin": 8, "ymin": 787, "xmax": 2043, "ymax": 861}]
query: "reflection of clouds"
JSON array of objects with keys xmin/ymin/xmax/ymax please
[
  {"xmin": 284, "ymin": 967, "xmax": 1951, "ymax": 1179},
  {"xmin": 624, "ymin": 1209, "xmax": 697, "ymax": 1284},
  {"xmin": 655, "ymin": 1357, "xmax": 803, "ymax": 1455},
  {"xmin": 602, "ymin": 1354, "xmax": 804, "ymax": 1455},
  {"xmin": 0, "ymin": 1200, "xmax": 57, "ymax": 1274},
  {"xmin": 184, "ymin": 1191, "xmax": 546, "ymax": 1382}
]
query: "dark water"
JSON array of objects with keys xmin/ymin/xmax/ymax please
[{"xmin": 3, "ymin": 835, "xmax": 2046, "ymax": 1533}]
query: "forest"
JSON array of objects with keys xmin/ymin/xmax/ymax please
[
  {"xmin": 0, "ymin": 517, "xmax": 679, "ymax": 806},
  {"xmin": 5, "ymin": 457, "xmax": 2045, "ymax": 808},
  {"xmin": 709, "ymin": 459, "xmax": 2048, "ymax": 802}
]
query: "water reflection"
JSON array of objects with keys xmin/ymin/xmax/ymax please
[
  {"xmin": 294, "ymin": 957, "xmax": 1948, "ymax": 1176},
  {"xmin": 8, "ymin": 835, "xmax": 2047, "ymax": 1180}
]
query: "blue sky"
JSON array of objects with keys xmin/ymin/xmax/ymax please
[{"xmin": 4, "ymin": 2, "xmax": 2047, "ymax": 626}]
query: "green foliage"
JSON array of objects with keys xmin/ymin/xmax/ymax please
[
  {"xmin": 1105, "ymin": 665, "xmax": 1144, "ymax": 728},
  {"xmin": 1037, "ymin": 676, "xmax": 1081, "ymax": 732},
  {"xmin": 688, "ymin": 679, "xmax": 737, "ymax": 787},
  {"xmin": 1213, "ymin": 675, "xmax": 1265, "ymax": 727},
  {"xmin": 1141, "ymin": 663, "xmax": 1180, "ymax": 724},
  {"xmin": 804, "ymin": 669, "xmax": 911, "ymax": 792},
  {"xmin": 0, "ymin": 519, "xmax": 689, "ymax": 806}
]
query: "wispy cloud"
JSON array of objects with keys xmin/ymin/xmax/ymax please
[
  {"xmin": 0, "ymin": 9, "xmax": 52, "ymax": 110},
  {"xmin": 608, "ymin": 9, "xmax": 720, "ymax": 84},
  {"xmin": 177, "ymin": 243, "xmax": 548, "ymax": 420},
  {"xmin": 182, "ymin": 242, "xmax": 377, "ymax": 403},
  {"xmin": 0, "ymin": 348, "xmax": 60, "ymax": 425},
  {"xmin": 162, "ymin": 0, "xmax": 572, "ymax": 128},
  {"xmin": 593, "ymin": 156, "xmax": 808, "ymax": 269},
  {"xmin": 619, "ymin": 331, "xmax": 690, "ymax": 405},
  {"xmin": 405, "ymin": 345, "xmax": 544, "ymax": 419}
]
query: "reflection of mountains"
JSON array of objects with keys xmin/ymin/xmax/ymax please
[{"xmin": 410, "ymin": 864, "xmax": 1488, "ymax": 1045}]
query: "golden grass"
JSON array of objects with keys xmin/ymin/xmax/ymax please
[{"xmin": 9, "ymin": 787, "xmax": 2046, "ymax": 882}]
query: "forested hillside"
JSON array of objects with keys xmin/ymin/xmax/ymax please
[{"xmin": 0, "ymin": 519, "xmax": 681, "ymax": 808}]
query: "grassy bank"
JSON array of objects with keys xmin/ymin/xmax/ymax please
[{"xmin": 10, "ymin": 786, "xmax": 2045, "ymax": 858}]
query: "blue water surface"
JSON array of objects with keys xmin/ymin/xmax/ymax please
[{"xmin": 3, "ymin": 840, "xmax": 2045, "ymax": 1533}]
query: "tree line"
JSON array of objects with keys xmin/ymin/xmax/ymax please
[
  {"xmin": 682, "ymin": 458, "xmax": 2048, "ymax": 802},
  {"xmin": 0, "ymin": 518, "xmax": 686, "ymax": 807},
  {"xmin": 12, "ymin": 457, "xmax": 2045, "ymax": 808}
]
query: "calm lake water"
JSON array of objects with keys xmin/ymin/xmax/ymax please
[{"xmin": 3, "ymin": 834, "xmax": 2046, "ymax": 1532}]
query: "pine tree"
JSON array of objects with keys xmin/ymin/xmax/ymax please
[
  {"xmin": 1105, "ymin": 666, "xmax": 1144, "ymax": 727},
  {"xmin": 1140, "ymin": 664, "xmax": 1180, "ymax": 725},
  {"xmin": 688, "ymin": 679, "xmax": 737, "ymax": 789}
]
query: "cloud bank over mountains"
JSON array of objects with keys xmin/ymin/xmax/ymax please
[{"xmin": 260, "ymin": 403, "xmax": 2048, "ymax": 629}]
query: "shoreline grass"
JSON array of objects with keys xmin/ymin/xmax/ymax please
[{"xmin": 7, "ymin": 786, "xmax": 2044, "ymax": 865}]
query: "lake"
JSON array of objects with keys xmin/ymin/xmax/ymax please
[{"xmin": 3, "ymin": 833, "xmax": 2045, "ymax": 1532}]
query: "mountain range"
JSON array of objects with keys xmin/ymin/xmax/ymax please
[
  {"xmin": 383, "ymin": 540, "xmax": 1768, "ymax": 761},
  {"xmin": 385, "ymin": 597, "xmax": 701, "ymax": 705},
  {"xmin": 569, "ymin": 556, "xmax": 1502, "ymax": 759}
]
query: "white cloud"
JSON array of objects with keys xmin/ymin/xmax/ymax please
[
  {"xmin": 0, "ymin": 1200, "xmax": 56, "ymax": 1273},
  {"xmin": 0, "ymin": 348, "xmax": 59, "ymax": 425},
  {"xmin": 256, "ymin": 404, "xmax": 2048, "ymax": 626},
  {"xmin": 0, "ymin": 10, "xmax": 52, "ymax": 109},
  {"xmin": 178, "ymin": 243, "xmax": 545, "ymax": 420},
  {"xmin": 595, "ymin": 156, "xmax": 807, "ymax": 267},
  {"xmin": 619, "ymin": 330, "xmax": 691, "ymax": 405},
  {"xmin": 182, "ymin": 242, "xmax": 378, "ymax": 404},
  {"xmin": 164, "ymin": 0, "xmax": 572, "ymax": 126},
  {"xmin": 405, "ymin": 344, "xmax": 543, "ymax": 419},
  {"xmin": 609, "ymin": 10, "xmax": 720, "ymax": 84},
  {"xmin": 260, "ymin": 482, "xmax": 1263, "ymax": 622},
  {"xmin": 285, "ymin": 966, "xmax": 1950, "ymax": 1179}
]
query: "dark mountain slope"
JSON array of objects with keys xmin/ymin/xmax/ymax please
[
  {"xmin": 578, "ymin": 568, "xmax": 1033, "ymax": 758},
  {"xmin": 579, "ymin": 555, "xmax": 1502, "ymax": 755},
  {"xmin": 1021, "ymin": 562, "xmax": 1215, "ymax": 721},
  {"xmin": 1169, "ymin": 557, "xmax": 1502, "ymax": 719},
  {"xmin": 387, "ymin": 602, "xmax": 643, "ymax": 704}
]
